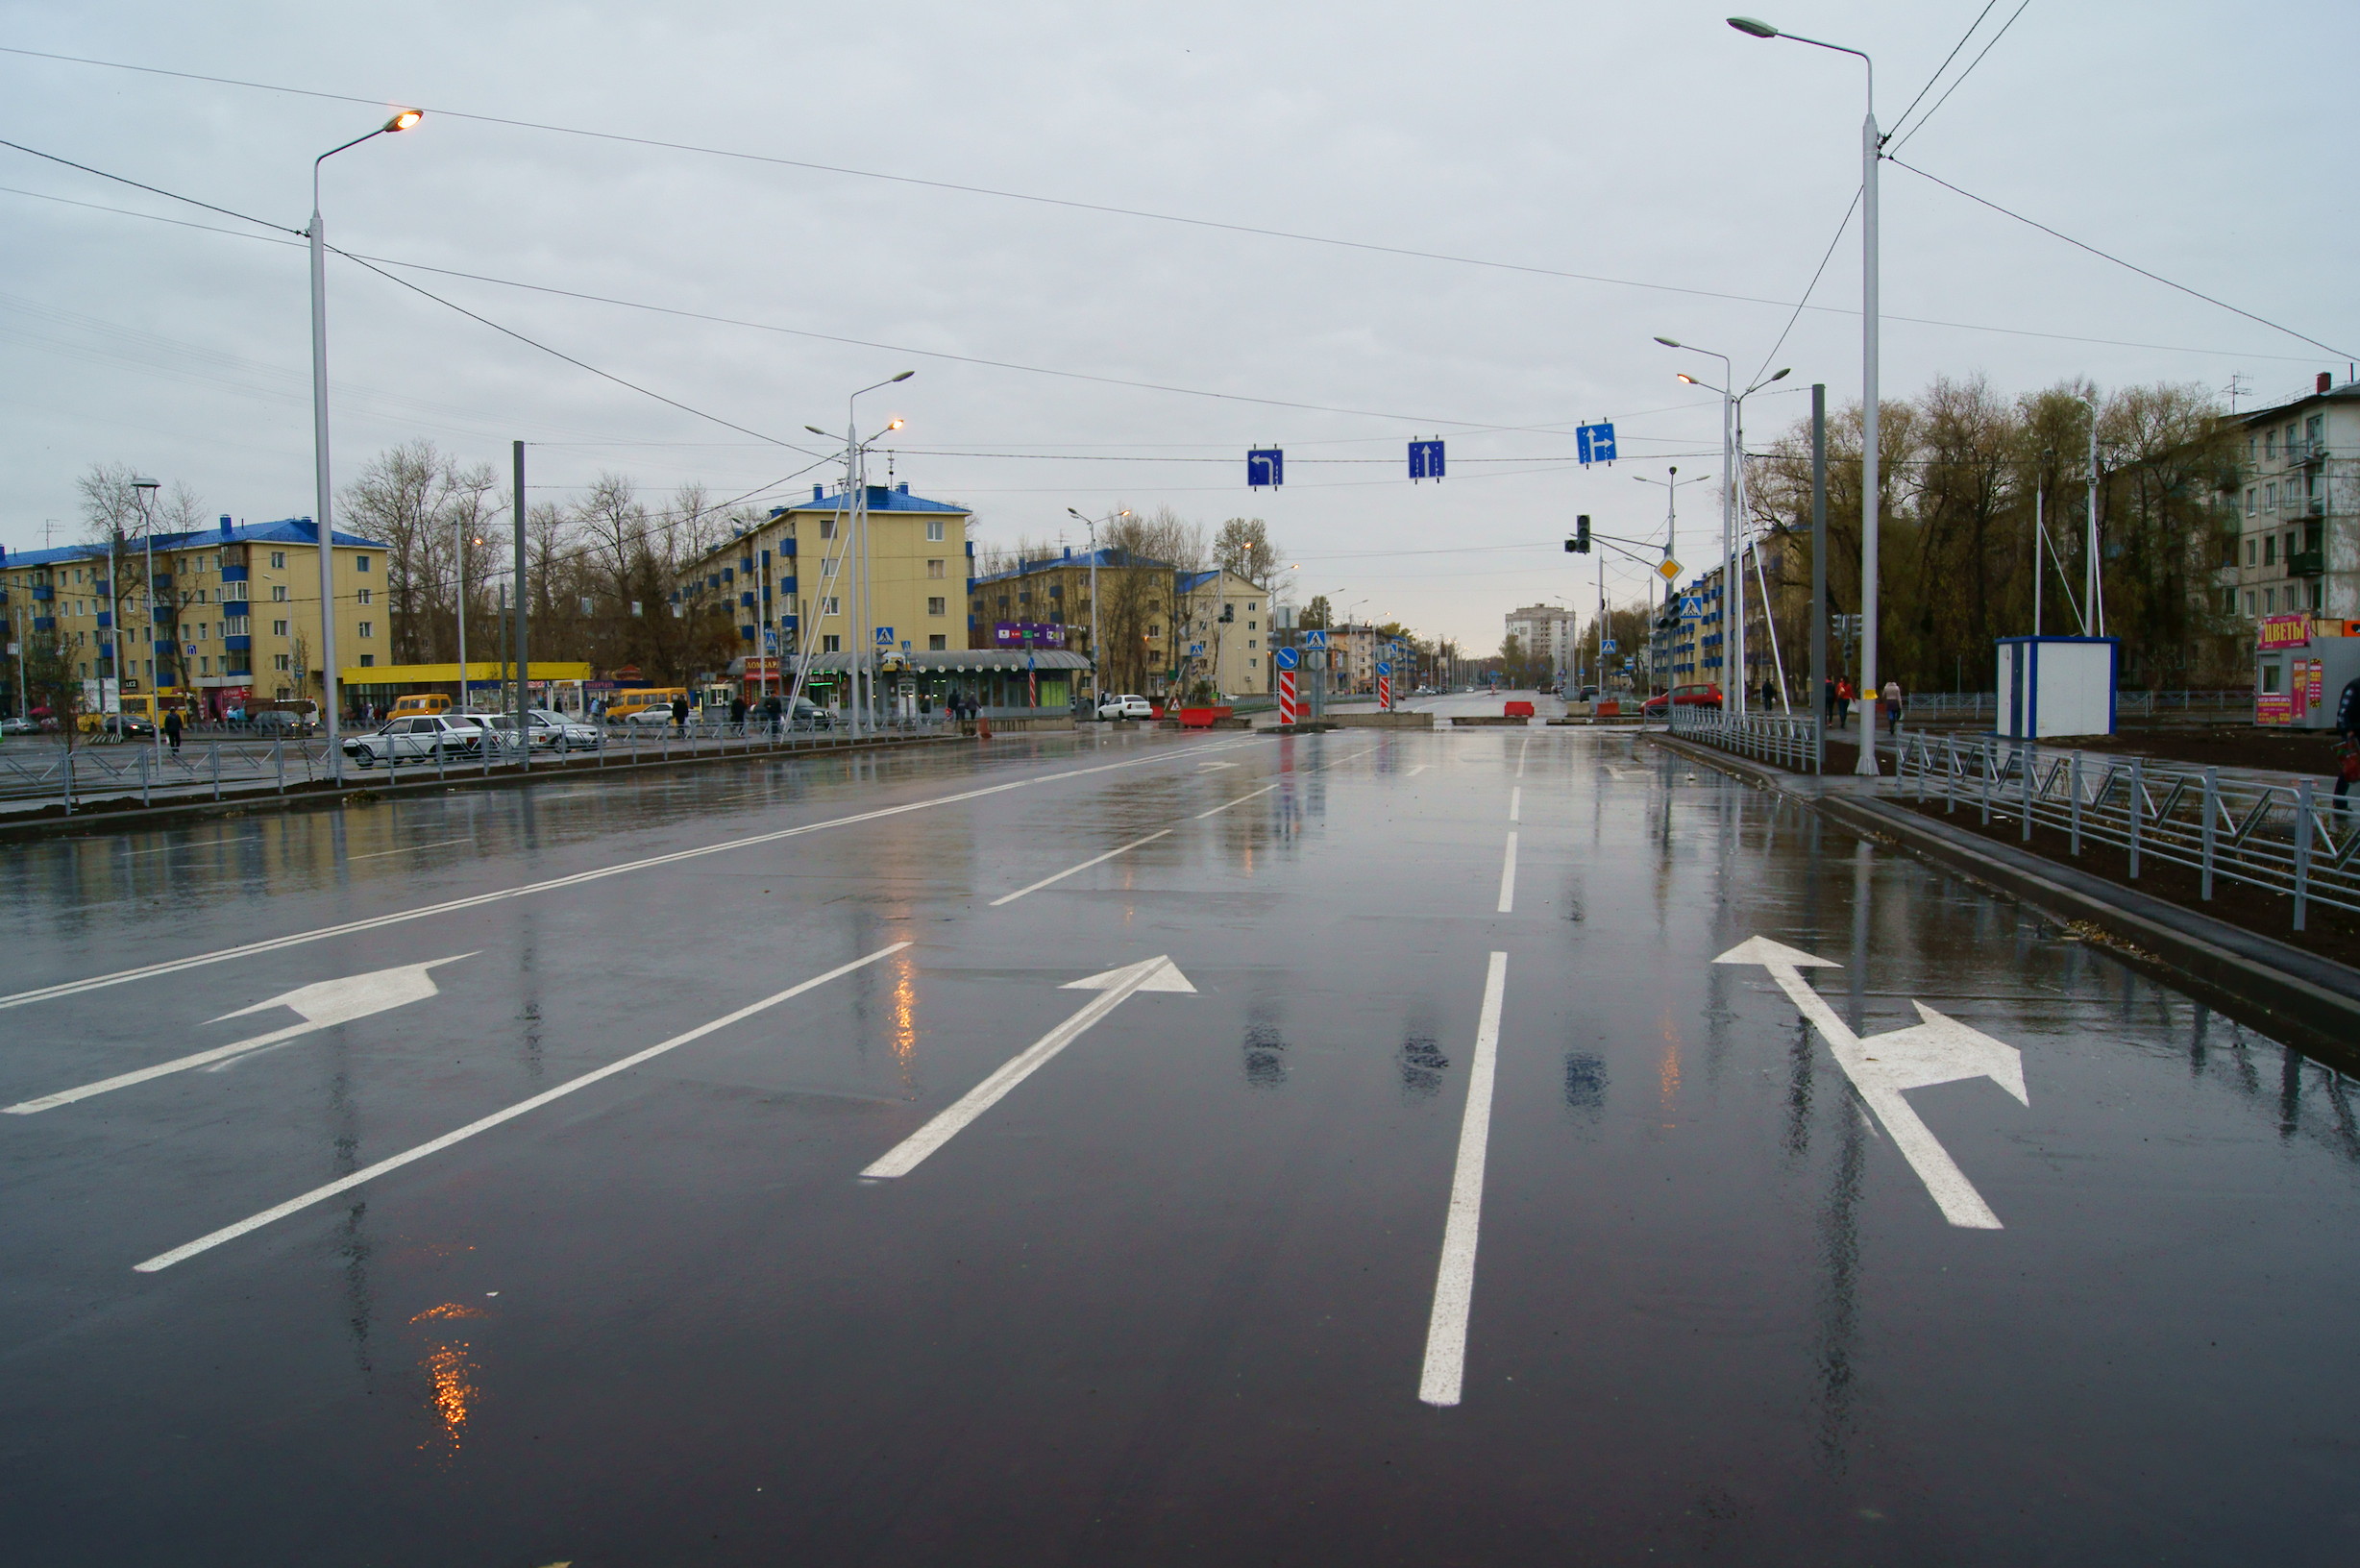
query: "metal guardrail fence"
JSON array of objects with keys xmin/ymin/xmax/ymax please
[
  {"xmin": 1667, "ymin": 706, "xmax": 1824, "ymax": 772},
  {"xmin": 0, "ymin": 717, "xmax": 954, "ymax": 817},
  {"xmin": 1896, "ymin": 732, "xmax": 2358, "ymax": 931},
  {"xmin": 1894, "ymin": 690, "xmax": 2249, "ymax": 719}
]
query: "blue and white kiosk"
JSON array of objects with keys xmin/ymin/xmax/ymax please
[{"xmin": 1994, "ymin": 635, "xmax": 2118, "ymax": 739}]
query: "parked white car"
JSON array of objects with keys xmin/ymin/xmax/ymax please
[
  {"xmin": 342, "ymin": 715, "xmax": 488, "ymax": 768},
  {"xmin": 1097, "ymin": 694, "xmax": 1153, "ymax": 721}
]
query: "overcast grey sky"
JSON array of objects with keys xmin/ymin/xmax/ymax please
[{"xmin": 3, "ymin": 1, "xmax": 2353, "ymax": 649}]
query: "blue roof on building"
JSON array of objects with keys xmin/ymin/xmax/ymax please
[
  {"xmin": 0, "ymin": 516, "xmax": 386, "ymax": 569},
  {"xmin": 772, "ymin": 484, "xmax": 969, "ymax": 518},
  {"xmin": 971, "ymin": 546, "xmax": 1171, "ymax": 588}
]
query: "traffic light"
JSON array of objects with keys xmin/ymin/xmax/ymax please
[{"xmin": 1565, "ymin": 515, "xmax": 1591, "ymax": 553}]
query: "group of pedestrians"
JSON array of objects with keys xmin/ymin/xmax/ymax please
[{"xmin": 1821, "ymin": 677, "xmax": 1905, "ymax": 732}]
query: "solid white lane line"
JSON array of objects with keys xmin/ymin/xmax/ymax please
[
  {"xmin": 1418, "ymin": 950, "xmax": 1510, "ymax": 1408},
  {"xmin": 133, "ymin": 943, "xmax": 910, "ymax": 1273},
  {"xmin": 1515, "ymin": 736, "xmax": 1531, "ymax": 778},
  {"xmin": 1495, "ymin": 832, "xmax": 1518, "ymax": 914},
  {"xmin": 122, "ymin": 837, "xmax": 260, "ymax": 856},
  {"xmin": 860, "ymin": 956, "xmax": 1183, "ymax": 1179},
  {"xmin": 1509, "ymin": 787, "xmax": 1521, "ymax": 823},
  {"xmin": 5, "ymin": 743, "xmax": 1239, "ymax": 1015},
  {"xmin": 989, "ymin": 829, "xmax": 1173, "ymax": 907},
  {"xmin": 1195, "ymin": 782, "xmax": 1279, "ymax": 819},
  {"xmin": 1407, "ymin": 765, "xmax": 1429, "ymax": 776},
  {"xmin": 347, "ymin": 838, "xmax": 472, "ymax": 860}
]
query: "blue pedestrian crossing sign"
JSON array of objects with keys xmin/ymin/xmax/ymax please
[
  {"xmin": 1273, "ymin": 646, "xmax": 1299, "ymax": 671},
  {"xmin": 1189, "ymin": 643, "xmax": 1205, "ymax": 656},
  {"xmin": 1302, "ymin": 629, "xmax": 1328, "ymax": 649},
  {"xmin": 1576, "ymin": 422, "xmax": 1617, "ymax": 466},
  {"xmin": 1408, "ymin": 439, "xmax": 1444, "ymax": 481},
  {"xmin": 873, "ymin": 625, "xmax": 896, "ymax": 646},
  {"xmin": 1601, "ymin": 639, "xmax": 1618, "ymax": 653},
  {"xmin": 1247, "ymin": 448, "xmax": 1285, "ymax": 488},
  {"xmin": 1678, "ymin": 596, "xmax": 1705, "ymax": 618}
]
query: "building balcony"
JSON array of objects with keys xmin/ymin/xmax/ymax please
[
  {"xmin": 221, "ymin": 566, "xmax": 248, "ymax": 582},
  {"xmin": 2288, "ymin": 439, "xmax": 2327, "ymax": 467},
  {"xmin": 33, "ymin": 617, "xmax": 54, "ymax": 632},
  {"xmin": 777, "ymin": 576, "xmax": 797, "ymax": 595},
  {"xmin": 95, "ymin": 611, "xmax": 111, "ymax": 628},
  {"xmin": 2288, "ymin": 548, "xmax": 2325, "ymax": 577},
  {"xmin": 224, "ymin": 635, "xmax": 252, "ymax": 652},
  {"xmin": 31, "ymin": 585, "xmax": 52, "ymax": 601}
]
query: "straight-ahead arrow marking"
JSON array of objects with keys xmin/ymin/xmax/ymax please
[
  {"xmin": 1715, "ymin": 936, "xmax": 2025, "ymax": 1230},
  {"xmin": 860, "ymin": 956, "xmax": 1194, "ymax": 1179},
  {"xmin": 5, "ymin": 954, "xmax": 478, "ymax": 1115}
]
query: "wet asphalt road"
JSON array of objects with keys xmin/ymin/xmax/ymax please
[{"xmin": 3, "ymin": 703, "xmax": 2358, "ymax": 1566}]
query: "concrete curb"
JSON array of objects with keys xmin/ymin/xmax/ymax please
[
  {"xmin": 1645, "ymin": 731, "xmax": 2360, "ymax": 1058},
  {"xmin": 0, "ymin": 731, "xmax": 962, "ymax": 845}
]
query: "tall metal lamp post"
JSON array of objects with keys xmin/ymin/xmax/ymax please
[
  {"xmin": 132, "ymin": 475, "xmax": 160, "ymax": 758},
  {"xmin": 1068, "ymin": 506, "xmax": 1129, "ymax": 712},
  {"xmin": 1662, "ymin": 352, "xmax": 1789, "ymax": 709},
  {"xmin": 1729, "ymin": 15, "xmax": 1879, "ymax": 771},
  {"xmin": 806, "ymin": 370, "xmax": 912, "ymax": 738},
  {"xmin": 310, "ymin": 109, "xmax": 421, "ymax": 778}
]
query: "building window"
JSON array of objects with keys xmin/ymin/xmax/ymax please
[
  {"xmin": 2246, "ymin": 537, "xmax": 2257, "ymax": 566},
  {"xmin": 2312, "ymin": 581, "xmax": 2325, "ymax": 611},
  {"xmin": 274, "ymin": 653, "xmax": 291, "ymax": 671},
  {"xmin": 270, "ymin": 551, "xmax": 285, "ymax": 569},
  {"xmin": 355, "ymin": 555, "xmax": 371, "ymax": 572},
  {"xmin": 927, "ymin": 558, "xmax": 946, "ymax": 578},
  {"xmin": 2246, "ymin": 488, "xmax": 2256, "ymax": 516},
  {"xmin": 2264, "ymin": 587, "xmax": 2276, "ymax": 612},
  {"xmin": 820, "ymin": 518, "xmax": 837, "ymax": 539},
  {"xmin": 926, "ymin": 520, "xmax": 946, "ymax": 542},
  {"xmin": 822, "ymin": 634, "xmax": 841, "ymax": 652},
  {"xmin": 200, "ymin": 656, "xmax": 210, "ymax": 674},
  {"xmin": 2265, "ymin": 535, "xmax": 2277, "ymax": 565},
  {"xmin": 271, "ymin": 584, "xmax": 288, "ymax": 601},
  {"xmin": 272, "ymin": 620, "xmax": 288, "ymax": 636},
  {"xmin": 822, "ymin": 597, "xmax": 840, "ymax": 616},
  {"xmin": 358, "ymin": 654, "xmax": 374, "ymax": 668},
  {"xmin": 356, "ymin": 621, "xmax": 374, "ymax": 639},
  {"xmin": 928, "ymin": 634, "xmax": 947, "ymax": 650},
  {"xmin": 356, "ymin": 589, "xmax": 372, "ymax": 605},
  {"xmin": 927, "ymin": 597, "xmax": 946, "ymax": 616},
  {"xmin": 2265, "ymin": 429, "xmax": 2277, "ymax": 460}
]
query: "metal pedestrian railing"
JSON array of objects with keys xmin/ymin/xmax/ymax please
[
  {"xmin": 1895, "ymin": 732, "xmax": 2359, "ymax": 930},
  {"xmin": 1893, "ymin": 689, "xmax": 2249, "ymax": 720},
  {"xmin": 0, "ymin": 716, "xmax": 957, "ymax": 818},
  {"xmin": 1667, "ymin": 706, "xmax": 1824, "ymax": 772}
]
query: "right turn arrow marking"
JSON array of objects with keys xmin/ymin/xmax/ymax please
[
  {"xmin": 860, "ymin": 956, "xmax": 1195, "ymax": 1180},
  {"xmin": 1715, "ymin": 936, "xmax": 2026, "ymax": 1230}
]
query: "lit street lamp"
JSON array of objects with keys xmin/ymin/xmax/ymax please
[
  {"xmin": 1729, "ymin": 15, "xmax": 1880, "ymax": 771},
  {"xmin": 806, "ymin": 371, "xmax": 912, "ymax": 737},
  {"xmin": 310, "ymin": 109, "xmax": 422, "ymax": 777}
]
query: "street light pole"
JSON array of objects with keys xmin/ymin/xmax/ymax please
[
  {"xmin": 1633, "ymin": 466, "xmax": 1706, "ymax": 701},
  {"xmin": 309, "ymin": 110, "xmax": 421, "ymax": 777},
  {"xmin": 132, "ymin": 476, "xmax": 160, "ymax": 758},
  {"xmin": 2074, "ymin": 394, "xmax": 2102, "ymax": 635},
  {"xmin": 1730, "ymin": 16, "xmax": 1877, "ymax": 771},
  {"xmin": 844, "ymin": 372, "xmax": 912, "ymax": 737},
  {"xmin": 1069, "ymin": 507, "xmax": 1130, "ymax": 713}
]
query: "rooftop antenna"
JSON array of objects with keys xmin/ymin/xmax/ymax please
[{"xmin": 2225, "ymin": 372, "xmax": 2250, "ymax": 412}]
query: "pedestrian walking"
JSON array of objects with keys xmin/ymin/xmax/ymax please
[
  {"xmin": 1761, "ymin": 676, "xmax": 1777, "ymax": 710},
  {"xmin": 763, "ymin": 695, "xmax": 782, "ymax": 735},
  {"xmin": 728, "ymin": 695, "xmax": 748, "ymax": 734},
  {"xmin": 162, "ymin": 709, "xmax": 182, "ymax": 754},
  {"xmin": 671, "ymin": 695, "xmax": 689, "ymax": 735},
  {"xmin": 2335, "ymin": 674, "xmax": 2360, "ymax": 818},
  {"xmin": 1833, "ymin": 678, "xmax": 1851, "ymax": 729},
  {"xmin": 1882, "ymin": 679, "xmax": 1904, "ymax": 734}
]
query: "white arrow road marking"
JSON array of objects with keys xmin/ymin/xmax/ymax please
[
  {"xmin": 133, "ymin": 943, "xmax": 909, "ymax": 1272},
  {"xmin": 860, "ymin": 956, "xmax": 1194, "ymax": 1179},
  {"xmin": 1419, "ymin": 950, "xmax": 1510, "ymax": 1407},
  {"xmin": 6, "ymin": 955, "xmax": 478, "ymax": 1115},
  {"xmin": 1715, "ymin": 936, "xmax": 2027, "ymax": 1229}
]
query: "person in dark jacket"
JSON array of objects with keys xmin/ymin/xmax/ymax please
[
  {"xmin": 2335, "ymin": 675, "xmax": 2360, "ymax": 817},
  {"xmin": 671, "ymin": 696, "xmax": 690, "ymax": 734},
  {"xmin": 162, "ymin": 709, "xmax": 183, "ymax": 753},
  {"xmin": 728, "ymin": 695, "xmax": 748, "ymax": 733}
]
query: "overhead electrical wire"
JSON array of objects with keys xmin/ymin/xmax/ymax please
[
  {"xmin": 1885, "ymin": 0, "xmax": 2004, "ymax": 141},
  {"xmin": 1888, "ymin": 0, "xmax": 2037, "ymax": 152}
]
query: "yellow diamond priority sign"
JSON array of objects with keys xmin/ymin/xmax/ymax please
[{"xmin": 1657, "ymin": 557, "xmax": 1683, "ymax": 581}]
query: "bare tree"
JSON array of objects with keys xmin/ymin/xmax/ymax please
[{"xmin": 1214, "ymin": 517, "xmax": 1283, "ymax": 583}]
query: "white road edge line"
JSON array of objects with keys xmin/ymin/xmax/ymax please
[
  {"xmin": 1418, "ymin": 950, "xmax": 1510, "ymax": 1408},
  {"xmin": 131, "ymin": 943, "xmax": 911, "ymax": 1273},
  {"xmin": 6, "ymin": 743, "xmax": 1238, "ymax": 1015},
  {"xmin": 860, "ymin": 956, "xmax": 1179, "ymax": 1179},
  {"xmin": 1496, "ymin": 831, "xmax": 1518, "ymax": 914},
  {"xmin": 989, "ymin": 829, "xmax": 1174, "ymax": 907}
]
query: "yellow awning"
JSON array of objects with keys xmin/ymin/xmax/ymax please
[{"xmin": 337, "ymin": 661, "xmax": 593, "ymax": 683}]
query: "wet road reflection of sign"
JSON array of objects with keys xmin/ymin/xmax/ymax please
[{"xmin": 1717, "ymin": 936, "xmax": 2027, "ymax": 1229}]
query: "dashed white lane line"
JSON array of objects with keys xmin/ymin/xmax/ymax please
[
  {"xmin": 348, "ymin": 838, "xmax": 472, "ymax": 860},
  {"xmin": 1418, "ymin": 950, "xmax": 1510, "ymax": 1408},
  {"xmin": 3, "ymin": 743, "xmax": 1239, "ymax": 1014},
  {"xmin": 1406, "ymin": 765, "xmax": 1429, "ymax": 776},
  {"xmin": 132, "ymin": 943, "xmax": 910, "ymax": 1272},
  {"xmin": 1195, "ymin": 782, "xmax": 1280, "ymax": 819},
  {"xmin": 1495, "ymin": 832, "xmax": 1518, "ymax": 914},
  {"xmin": 1515, "ymin": 736, "xmax": 1532, "ymax": 778},
  {"xmin": 1509, "ymin": 787, "xmax": 1521, "ymax": 823},
  {"xmin": 989, "ymin": 830, "xmax": 1174, "ymax": 907}
]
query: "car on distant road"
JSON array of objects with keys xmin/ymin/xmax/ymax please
[
  {"xmin": 0, "ymin": 716, "xmax": 41, "ymax": 737},
  {"xmin": 462, "ymin": 711, "xmax": 561, "ymax": 753},
  {"xmin": 341, "ymin": 715, "xmax": 488, "ymax": 768},
  {"xmin": 250, "ymin": 709, "xmax": 316, "ymax": 737},
  {"xmin": 1096, "ymin": 694, "xmax": 1153, "ymax": 721},
  {"xmin": 82, "ymin": 713, "xmax": 157, "ymax": 740},
  {"xmin": 1641, "ymin": 682, "xmax": 1723, "ymax": 717},
  {"xmin": 625, "ymin": 704, "xmax": 687, "ymax": 729}
]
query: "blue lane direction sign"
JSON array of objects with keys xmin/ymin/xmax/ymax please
[
  {"xmin": 1576, "ymin": 422, "xmax": 1617, "ymax": 466},
  {"xmin": 1376, "ymin": 661, "xmax": 1391, "ymax": 675},
  {"xmin": 1273, "ymin": 646, "xmax": 1299, "ymax": 671},
  {"xmin": 1247, "ymin": 448, "xmax": 1285, "ymax": 488},
  {"xmin": 1408, "ymin": 439, "xmax": 1444, "ymax": 481},
  {"xmin": 874, "ymin": 625, "xmax": 896, "ymax": 646},
  {"xmin": 1302, "ymin": 629, "xmax": 1328, "ymax": 649}
]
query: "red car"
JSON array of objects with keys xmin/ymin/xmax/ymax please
[{"xmin": 1641, "ymin": 682, "xmax": 1724, "ymax": 716}]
